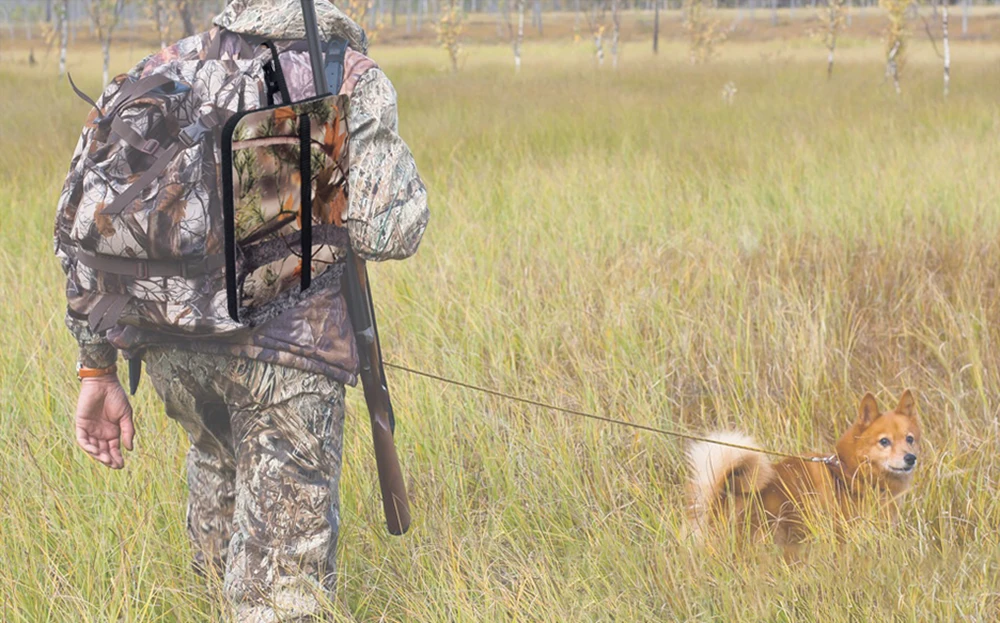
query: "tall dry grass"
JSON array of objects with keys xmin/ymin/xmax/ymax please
[{"xmin": 2, "ymin": 36, "xmax": 1000, "ymax": 621}]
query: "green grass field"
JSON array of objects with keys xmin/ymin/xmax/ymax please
[{"xmin": 3, "ymin": 23, "xmax": 1000, "ymax": 621}]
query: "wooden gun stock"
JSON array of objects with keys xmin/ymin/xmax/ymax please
[{"xmin": 345, "ymin": 251, "xmax": 412, "ymax": 536}]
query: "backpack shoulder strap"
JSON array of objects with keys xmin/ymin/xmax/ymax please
[{"xmin": 324, "ymin": 38, "xmax": 349, "ymax": 95}]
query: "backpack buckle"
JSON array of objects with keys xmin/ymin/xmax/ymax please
[
  {"xmin": 178, "ymin": 121, "xmax": 205, "ymax": 147},
  {"xmin": 135, "ymin": 261, "xmax": 149, "ymax": 280},
  {"xmin": 179, "ymin": 259, "xmax": 199, "ymax": 279}
]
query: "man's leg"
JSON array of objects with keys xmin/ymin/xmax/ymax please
[
  {"xmin": 215, "ymin": 356, "xmax": 346, "ymax": 623},
  {"xmin": 143, "ymin": 348, "xmax": 237, "ymax": 578}
]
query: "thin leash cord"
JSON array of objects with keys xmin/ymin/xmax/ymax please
[{"xmin": 382, "ymin": 361, "xmax": 832, "ymax": 464}]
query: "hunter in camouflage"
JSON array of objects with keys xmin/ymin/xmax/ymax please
[{"xmin": 58, "ymin": 1, "xmax": 428, "ymax": 621}]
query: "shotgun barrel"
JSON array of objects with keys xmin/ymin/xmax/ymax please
[{"xmin": 299, "ymin": 0, "xmax": 412, "ymax": 536}]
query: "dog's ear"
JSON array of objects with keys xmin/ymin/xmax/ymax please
[
  {"xmin": 856, "ymin": 392, "xmax": 881, "ymax": 429},
  {"xmin": 894, "ymin": 389, "xmax": 917, "ymax": 418}
]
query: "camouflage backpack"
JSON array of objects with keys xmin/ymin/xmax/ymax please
[{"xmin": 55, "ymin": 29, "xmax": 358, "ymax": 337}]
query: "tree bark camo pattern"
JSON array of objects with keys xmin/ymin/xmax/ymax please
[{"xmin": 144, "ymin": 347, "xmax": 345, "ymax": 622}]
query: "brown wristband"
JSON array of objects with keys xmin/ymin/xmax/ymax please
[{"xmin": 78, "ymin": 364, "xmax": 118, "ymax": 380}]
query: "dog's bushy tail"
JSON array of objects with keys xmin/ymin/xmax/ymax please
[{"xmin": 686, "ymin": 432, "xmax": 776, "ymax": 540}]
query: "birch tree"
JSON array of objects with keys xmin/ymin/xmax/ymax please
[
  {"xmin": 147, "ymin": 0, "xmax": 171, "ymax": 48},
  {"xmin": 56, "ymin": 0, "xmax": 69, "ymax": 75},
  {"xmin": 922, "ymin": 1, "xmax": 950, "ymax": 96},
  {"xmin": 683, "ymin": 0, "xmax": 725, "ymax": 63},
  {"xmin": 585, "ymin": 0, "xmax": 608, "ymax": 66},
  {"xmin": 505, "ymin": 0, "xmax": 525, "ymax": 70},
  {"xmin": 942, "ymin": 1, "xmax": 950, "ymax": 96},
  {"xmin": 880, "ymin": 0, "xmax": 907, "ymax": 94},
  {"xmin": 436, "ymin": 0, "xmax": 462, "ymax": 71},
  {"xmin": 610, "ymin": 0, "xmax": 620, "ymax": 68},
  {"xmin": 820, "ymin": 0, "xmax": 846, "ymax": 78},
  {"xmin": 88, "ymin": 0, "xmax": 125, "ymax": 85}
]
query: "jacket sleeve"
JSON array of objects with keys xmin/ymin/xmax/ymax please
[
  {"xmin": 344, "ymin": 68, "xmax": 429, "ymax": 261},
  {"xmin": 53, "ymin": 63, "xmax": 149, "ymax": 371},
  {"xmin": 58, "ymin": 242, "xmax": 118, "ymax": 369},
  {"xmin": 66, "ymin": 314, "xmax": 119, "ymax": 369},
  {"xmin": 58, "ymin": 228, "xmax": 118, "ymax": 369}
]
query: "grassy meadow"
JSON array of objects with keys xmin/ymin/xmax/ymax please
[{"xmin": 3, "ymin": 15, "xmax": 1000, "ymax": 621}]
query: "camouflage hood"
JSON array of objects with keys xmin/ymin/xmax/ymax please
[{"xmin": 214, "ymin": 0, "xmax": 368, "ymax": 53}]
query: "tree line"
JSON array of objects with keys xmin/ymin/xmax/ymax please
[{"xmin": 0, "ymin": 0, "xmax": 975, "ymax": 95}]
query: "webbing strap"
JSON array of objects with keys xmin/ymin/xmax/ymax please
[
  {"xmin": 236, "ymin": 36, "xmax": 255, "ymax": 59},
  {"xmin": 205, "ymin": 28, "xmax": 225, "ymax": 60},
  {"xmin": 86, "ymin": 293, "xmax": 131, "ymax": 334},
  {"xmin": 299, "ymin": 113, "xmax": 313, "ymax": 291},
  {"xmin": 111, "ymin": 116, "xmax": 160, "ymax": 155},
  {"xmin": 107, "ymin": 75, "xmax": 175, "ymax": 118},
  {"xmin": 104, "ymin": 110, "xmax": 223, "ymax": 217},
  {"xmin": 67, "ymin": 72, "xmax": 101, "ymax": 115},
  {"xmin": 75, "ymin": 248, "xmax": 227, "ymax": 279},
  {"xmin": 103, "ymin": 142, "xmax": 179, "ymax": 216},
  {"xmin": 260, "ymin": 40, "xmax": 292, "ymax": 106}
]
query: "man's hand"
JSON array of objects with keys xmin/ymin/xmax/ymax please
[{"xmin": 75, "ymin": 375, "xmax": 135, "ymax": 469}]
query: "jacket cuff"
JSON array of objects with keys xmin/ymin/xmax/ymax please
[
  {"xmin": 78, "ymin": 343, "xmax": 119, "ymax": 369},
  {"xmin": 66, "ymin": 312, "xmax": 118, "ymax": 368}
]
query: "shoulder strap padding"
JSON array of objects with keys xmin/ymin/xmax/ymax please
[{"xmin": 324, "ymin": 38, "xmax": 349, "ymax": 95}]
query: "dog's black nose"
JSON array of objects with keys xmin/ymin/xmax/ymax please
[{"xmin": 904, "ymin": 453, "xmax": 917, "ymax": 466}]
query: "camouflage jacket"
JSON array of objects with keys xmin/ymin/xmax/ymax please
[{"xmin": 61, "ymin": 0, "xmax": 428, "ymax": 385}]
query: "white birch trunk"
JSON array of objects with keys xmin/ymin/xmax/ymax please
[
  {"xmin": 515, "ymin": 0, "xmax": 523, "ymax": 70},
  {"xmin": 942, "ymin": 3, "xmax": 950, "ymax": 96},
  {"xmin": 886, "ymin": 40, "xmax": 900, "ymax": 95},
  {"xmin": 611, "ymin": 0, "xmax": 619, "ymax": 69},
  {"xmin": 59, "ymin": 0, "xmax": 69, "ymax": 75},
  {"xmin": 961, "ymin": 0, "xmax": 968, "ymax": 36},
  {"xmin": 155, "ymin": 0, "xmax": 169, "ymax": 48}
]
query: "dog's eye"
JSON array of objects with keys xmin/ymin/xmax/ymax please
[
  {"xmin": 906, "ymin": 435, "xmax": 914, "ymax": 444},
  {"xmin": 879, "ymin": 437, "xmax": 891, "ymax": 447}
]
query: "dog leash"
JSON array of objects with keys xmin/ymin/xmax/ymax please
[{"xmin": 383, "ymin": 360, "xmax": 839, "ymax": 464}]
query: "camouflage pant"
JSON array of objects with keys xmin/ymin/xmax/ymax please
[{"xmin": 144, "ymin": 347, "xmax": 345, "ymax": 623}]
